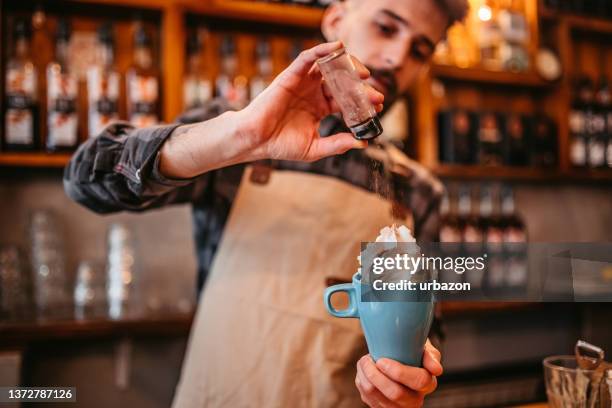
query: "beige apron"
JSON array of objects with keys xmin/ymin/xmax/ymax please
[{"xmin": 172, "ymin": 163, "xmax": 413, "ymax": 408}]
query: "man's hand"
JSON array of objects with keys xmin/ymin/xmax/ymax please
[
  {"xmin": 160, "ymin": 41, "xmax": 383, "ymax": 179},
  {"xmin": 241, "ymin": 40, "xmax": 383, "ymax": 162},
  {"xmin": 355, "ymin": 340, "xmax": 443, "ymax": 408}
]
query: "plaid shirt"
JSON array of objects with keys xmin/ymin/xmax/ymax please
[{"xmin": 64, "ymin": 99, "xmax": 443, "ymax": 291}]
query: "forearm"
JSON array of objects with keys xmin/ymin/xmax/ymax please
[{"xmin": 159, "ymin": 110, "xmax": 253, "ymax": 179}]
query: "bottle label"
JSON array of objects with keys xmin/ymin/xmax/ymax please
[
  {"xmin": 183, "ymin": 78, "xmax": 212, "ymax": 110},
  {"xmin": 5, "ymin": 67, "xmax": 37, "ymax": 145},
  {"xmin": 570, "ymin": 137, "xmax": 586, "ymax": 166},
  {"xmin": 127, "ymin": 74, "xmax": 158, "ymax": 128},
  {"xmin": 47, "ymin": 69, "xmax": 78, "ymax": 147},
  {"xmin": 87, "ymin": 68, "xmax": 120, "ymax": 138},
  {"xmin": 588, "ymin": 139, "xmax": 605, "ymax": 167},
  {"xmin": 569, "ymin": 109, "xmax": 585, "ymax": 134}
]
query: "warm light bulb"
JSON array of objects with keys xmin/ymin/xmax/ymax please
[{"xmin": 478, "ymin": 5, "xmax": 492, "ymax": 21}]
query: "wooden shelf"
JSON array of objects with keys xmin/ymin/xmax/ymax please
[
  {"xmin": 538, "ymin": 7, "xmax": 612, "ymax": 35},
  {"xmin": 0, "ymin": 313, "xmax": 193, "ymax": 346},
  {"xmin": 182, "ymin": 0, "xmax": 323, "ymax": 29},
  {"xmin": 430, "ymin": 65, "xmax": 552, "ymax": 88},
  {"xmin": 0, "ymin": 152, "xmax": 72, "ymax": 168},
  {"xmin": 431, "ymin": 164, "xmax": 612, "ymax": 183},
  {"xmin": 566, "ymin": 14, "xmax": 612, "ymax": 35}
]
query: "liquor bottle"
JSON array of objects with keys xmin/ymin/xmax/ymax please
[
  {"xmin": 4, "ymin": 19, "xmax": 39, "ymax": 150},
  {"xmin": 215, "ymin": 36, "xmax": 248, "ymax": 110},
  {"xmin": 498, "ymin": 0, "xmax": 530, "ymax": 72},
  {"xmin": 458, "ymin": 185, "xmax": 484, "ymax": 289},
  {"xmin": 438, "ymin": 109, "xmax": 476, "ymax": 164},
  {"xmin": 126, "ymin": 23, "xmax": 159, "ymax": 128},
  {"xmin": 480, "ymin": 185, "xmax": 505, "ymax": 290},
  {"xmin": 503, "ymin": 112, "xmax": 528, "ymax": 165},
  {"xmin": 183, "ymin": 29, "xmax": 212, "ymax": 111},
  {"xmin": 439, "ymin": 188, "xmax": 463, "ymax": 286},
  {"xmin": 477, "ymin": 0, "xmax": 503, "ymax": 71},
  {"xmin": 590, "ymin": 76, "xmax": 609, "ymax": 168},
  {"xmin": 477, "ymin": 112, "xmax": 504, "ymax": 165},
  {"xmin": 569, "ymin": 78, "xmax": 591, "ymax": 167},
  {"xmin": 601, "ymin": 77, "xmax": 612, "ymax": 169},
  {"xmin": 87, "ymin": 23, "xmax": 120, "ymax": 138},
  {"xmin": 529, "ymin": 114, "xmax": 557, "ymax": 167},
  {"xmin": 250, "ymin": 38, "xmax": 273, "ymax": 100},
  {"xmin": 439, "ymin": 188, "xmax": 462, "ymax": 243},
  {"xmin": 499, "ymin": 185, "xmax": 527, "ymax": 288},
  {"xmin": 46, "ymin": 19, "xmax": 79, "ymax": 151}
]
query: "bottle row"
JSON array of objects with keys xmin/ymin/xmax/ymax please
[
  {"xmin": 438, "ymin": 110, "xmax": 558, "ymax": 167},
  {"xmin": 3, "ymin": 18, "xmax": 160, "ymax": 151},
  {"xmin": 438, "ymin": 184, "xmax": 528, "ymax": 292},
  {"xmin": 569, "ymin": 76, "xmax": 612, "ymax": 169},
  {"xmin": 439, "ymin": 183, "xmax": 526, "ymax": 245},
  {"xmin": 2, "ymin": 16, "xmax": 310, "ymax": 152},
  {"xmin": 434, "ymin": 0, "xmax": 531, "ymax": 72}
]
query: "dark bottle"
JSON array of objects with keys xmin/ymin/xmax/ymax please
[
  {"xmin": 458, "ymin": 185, "xmax": 485, "ymax": 289},
  {"xmin": 530, "ymin": 114, "xmax": 557, "ymax": 167},
  {"xmin": 183, "ymin": 29, "xmax": 212, "ymax": 111},
  {"xmin": 477, "ymin": 112, "xmax": 504, "ymax": 165},
  {"xmin": 602, "ymin": 77, "xmax": 612, "ymax": 169},
  {"xmin": 480, "ymin": 184, "xmax": 505, "ymax": 290},
  {"xmin": 504, "ymin": 112, "xmax": 528, "ymax": 166},
  {"xmin": 47, "ymin": 19, "xmax": 79, "ymax": 151},
  {"xmin": 438, "ymin": 109, "xmax": 476, "ymax": 164},
  {"xmin": 500, "ymin": 185, "xmax": 527, "ymax": 289},
  {"xmin": 4, "ymin": 19, "xmax": 39, "ymax": 151},
  {"xmin": 593, "ymin": 76, "xmax": 611, "ymax": 169},
  {"xmin": 126, "ymin": 23, "xmax": 159, "ymax": 128},
  {"xmin": 569, "ymin": 77, "xmax": 592, "ymax": 167},
  {"xmin": 438, "ymin": 187, "xmax": 463, "ymax": 286},
  {"xmin": 87, "ymin": 23, "xmax": 120, "ymax": 138}
]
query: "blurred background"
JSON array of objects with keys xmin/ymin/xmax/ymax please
[{"xmin": 0, "ymin": 0, "xmax": 611, "ymax": 406}]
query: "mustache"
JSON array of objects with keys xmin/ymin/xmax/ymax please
[{"xmin": 366, "ymin": 66, "xmax": 398, "ymax": 97}]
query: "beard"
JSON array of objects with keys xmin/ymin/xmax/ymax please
[{"xmin": 365, "ymin": 66, "xmax": 399, "ymax": 116}]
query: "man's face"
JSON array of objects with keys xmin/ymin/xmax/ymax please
[{"xmin": 322, "ymin": 0, "xmax": 449, "ymax": 110}]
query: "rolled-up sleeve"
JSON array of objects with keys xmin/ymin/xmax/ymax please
[{"xmin": 64, "ymin": 121, "xmax": 203, "ymax": 213}]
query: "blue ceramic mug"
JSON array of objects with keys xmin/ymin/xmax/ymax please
[{"xmin": 323, "ymin": 272, "xmax": 434, "ymax": 366}]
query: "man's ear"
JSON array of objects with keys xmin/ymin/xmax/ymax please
[{"xmin": 321, "ymin": 2, "xmax": 346, "ymax": 42}]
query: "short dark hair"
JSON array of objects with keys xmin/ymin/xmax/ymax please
[{"xmin": 435, "ymin": 0, "xmax": 470, "ymax": 27}]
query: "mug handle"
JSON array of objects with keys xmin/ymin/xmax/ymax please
[{"xmin": 324, "ymin": 284, "xmax": 359, "ymax": 318}]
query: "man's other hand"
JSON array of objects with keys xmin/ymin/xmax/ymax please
[{"xmin": 355, "ymin": 340, "xmax": 443, "ymax": 408}]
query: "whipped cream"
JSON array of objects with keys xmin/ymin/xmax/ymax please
[
  {"xmin": 359, "ymin": 224, "xmax": 418, "ymax": 274},
  {"xmin": 374, "ymin": 224, "xmax": 416, "ymax": 243}
]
